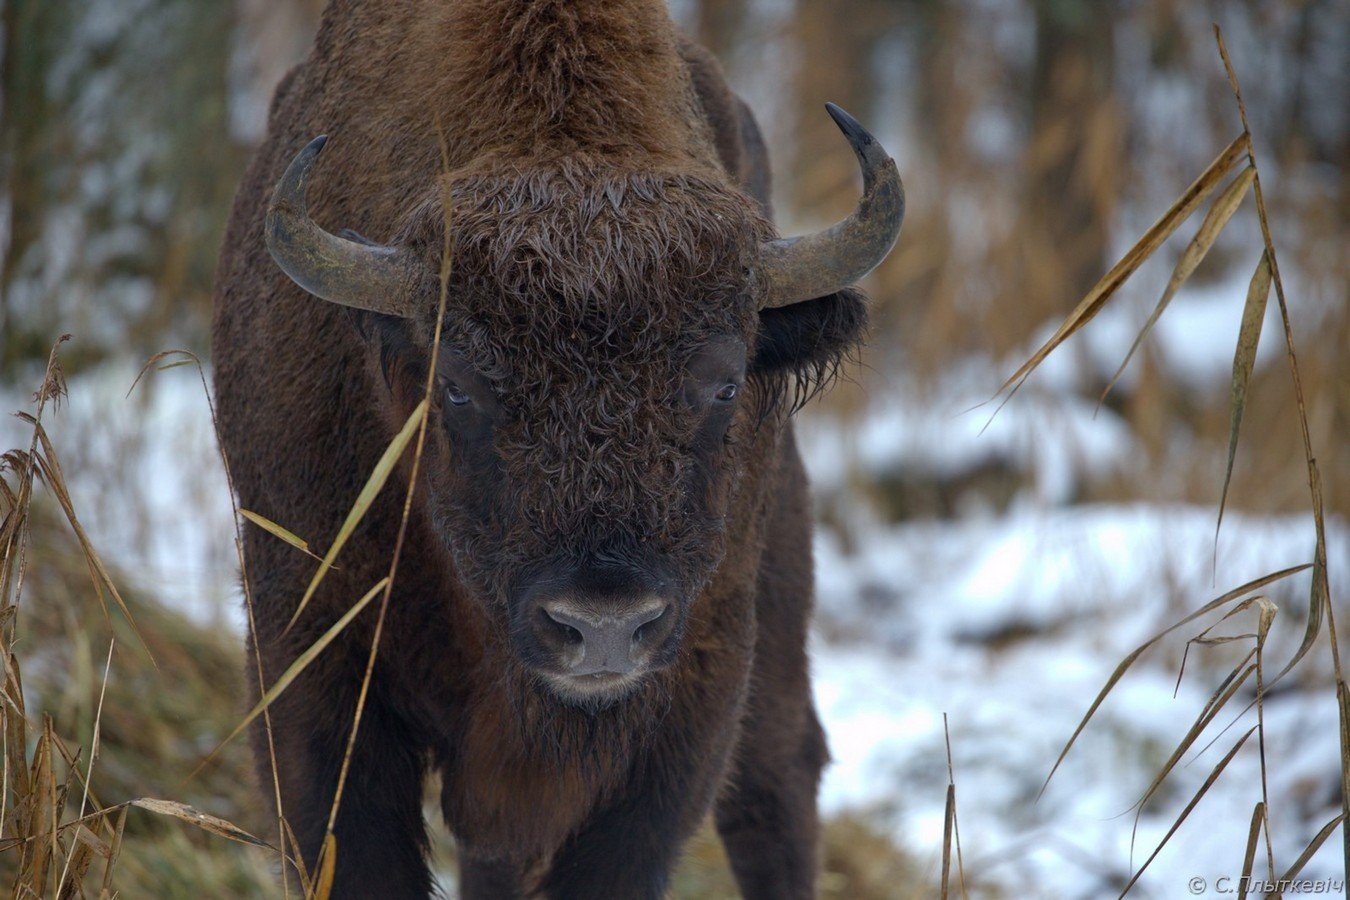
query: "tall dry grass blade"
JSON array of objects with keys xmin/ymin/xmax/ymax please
[
  {"xmin": 193, "ymin": 577, "xmax": 389, "ymax": 777},
  {"xmin": 1172, "ymin": 594, "xmax": 1265, "ymax": 697},
  {"xmin": 56, "ymin": 838, "xmax": 94, "ymax": 899},
  {"xmin": 1216, "ymin": 32, "xmax": 1345, "ymax": 869},
  {"xmin": 6, "ymin": 794, "xmax": 277, "ymax": 872},
  {"xmin": 0, "ymin": 451, "xmax": 32, "ymax": 586},
  {"xmin": 50, "ymin": 727, "xmax": 78, "ymax": 891},
  {"xmin": 1271, "ymin": 464, "xmax": 1328, "ymax": 688},
  {"xmin": 1338, "ymin": 673, "xmax": 1350, "ymax": 885},
  {"xmin": 55, "ymin": 638, "xmax": 114, "ymax": 897},
  {"xmin": 50, "ymin": 737, "xmax": 108, "ymax": 816},
  {"xmin": 1117, "ymin": 726, "xmax": 1257, "ymax": 898},
  {"xmin": 992, "ymin": 133, "xmax": 1247, "ymax": 404},
  {"xmin": 7, "ymin": 806, "xmax": 117, "ymax": 853},
  {"xmin": 127, "ymin": 349, "xmax": 204, "ymax": 398},
  {"xmin": 3, "ymin": 338, "xmax": 68, "ymax": 636},
  {"xmin": 98, "ymin": 805, "xmax": 128, "ymax": 896},
  {"xmin": 320, "ymin": 129, "xmax": 458, "ymax": 850},
  {"xmin": 131, "ymin": 348, "xmax": 295, "ymax": 885},
  {"xmin": 1172, "ymin": 599, "xmax": 1280, "ymax": 882},
  {"xmin": 240, "ymin": 509, "xmax": 327, "ymax": 565},
  {"xmin": 47, "ymin": 723, "xmax": 74, "ymax": 893},
  {"xmin": 1266, "ymin": 813, "xmax": 1346, "ymax": 900},
  {"xmin": 1252, "ymin": 597, "xmax": 1278, "ymax": 879},
  {"xmin": 1, "ymin": 647, "xmax": 28, "ymax": 841},
  {"xmin": 1099, "ymin": 166, "xmax": 1255, "ymax": 407},
  {"xmin": 286, "ymin": 399, "xmax": 428, "ymax": 633},
  {"xmin": 1212, "ymin": 17, "xmax": 1341, "ymax": 743},
  {"xmin": 1236, "ymin": 802, "xmax": 1266, "ymax": 900},
  {"xmin": 314, "ymin": 833, "xmax": 338, "ymax": 900},
  {"xmin": 22, "ymin": 718, "xmax": 55, "ymax": 895},
  {"xmin": 1215, "ymin": 250, "xmax": 1272, "ymax": 540},
  {"xmin": 70, "ymin": 825, "xmax": 111, "ymax": 860},
  {"xmin": 125, "ymin": 799, "xmax": 272, "ymax": 848},
  {"xmin": 939, "ymin": 714, "xmax": 967, "ymax": 900},
  {"xmin": 940, "ymin": 784, "xmax": 955, "ymax": 900},
  {"xmin": 1188, "ymin": 641, "xmax": 1257, "ymax": 724},
  {"xmin": 1039, "ymin": 565, "xmax": 1307, "ymax": 797},
  {"xmin": 281, "ymin": 816, "xmax": 314, "ymax": 896},
  {"xmin": 1128, "ymin": 658, "xmax": 1256, "ymax": 859}
]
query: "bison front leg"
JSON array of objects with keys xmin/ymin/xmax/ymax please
[
  {"xmin": 715, "ymin": 434, "xmax": 829, "ymax": 900},
  {"xmin": 538, "ymin": 758, "xmax": 719, "ymax": 900},
  {"xmin": 714, "ymin": 694, "xmax": 828, "ymax": 900},
  {"xmin": 250, "ymin": 643, "xmax": 433, "ymax": 898}
]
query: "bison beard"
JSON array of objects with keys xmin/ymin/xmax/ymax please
[{"xmin": 211, "ymin": 1, "xmax": 901, "ymax": 898}]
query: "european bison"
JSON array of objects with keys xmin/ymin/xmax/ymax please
[{"xmin": 212, "ymin": 1, "xmax": 902, "ymax": 897}]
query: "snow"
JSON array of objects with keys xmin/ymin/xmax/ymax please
[
  {"xmin": 804, "ymin": 447, "xmax": 1347, "ymax": 896},
  {"xmin": 799, "ymin": 363, "xmax": 1136, "ymax": 508}
]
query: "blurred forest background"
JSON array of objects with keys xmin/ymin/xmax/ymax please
[{"xmin": 1, "ymin": 0, "xmax": 1346, "ymax": 897}]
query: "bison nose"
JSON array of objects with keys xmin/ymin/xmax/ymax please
[{"xmin": 538, "ymin": 598, "xmax": 670, "ymax": 676}]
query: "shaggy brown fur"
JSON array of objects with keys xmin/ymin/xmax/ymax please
[{"xmin": 212, "ymin": 2, "xmax": 867, "ymax": 897}]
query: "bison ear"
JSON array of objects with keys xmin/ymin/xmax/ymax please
[
  {"xmin": 750, "ymin": 286, "xmax": 868, "ymax": 404},
  {"xmin": 347, "ymin": 306, "xmax": 427, "ymax": 395},
  {"xmin": 337, "ymin": 227, "xmax": 429, "ymax": 389}
]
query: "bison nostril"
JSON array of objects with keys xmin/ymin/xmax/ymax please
[
  {"xmin": 540, "ymin": 607, "xmax": 584, "ymax": 646},
  {"xmin": 632, "ymin": 605, "xmax": 670, "ymax": 644}
]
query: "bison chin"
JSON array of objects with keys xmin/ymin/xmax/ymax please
[{"xmin": 536, "ymin": 670, "xmax": 653, "ymax": 710}]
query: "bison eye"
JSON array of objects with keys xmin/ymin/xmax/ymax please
[
  {"xmin": 714, "ymin": 383, "xmax": 739, "ymax": 403},
  {"xmin": 443, "ymin": 382, "xmax": 472, "ymax": 407}
]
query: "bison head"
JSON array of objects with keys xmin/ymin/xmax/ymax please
[{"xmin": 264, "ymin": 106, "xmax": 903, "ymax": 706}]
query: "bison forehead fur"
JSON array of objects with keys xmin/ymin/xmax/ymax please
[
  {"xmin": 407, "ymin": 163, "xmax": 770, "ymax": 366},
  {"xmin": 387, "ymin": 162, "xmax": 773, "ymax": 604}
]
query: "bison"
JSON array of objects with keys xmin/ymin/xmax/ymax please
[{"xmin": 211, "ymin": 0, "xmax": 903, "ymax": 897}]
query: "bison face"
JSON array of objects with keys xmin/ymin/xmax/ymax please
[
  {"xmin": 265, "ymin": 107, "xmax": 902, "ymax": 706},
  {"xmin": 393, "ymin": 166, "xmax": 769, "ymax": 707},
  {"xmin": 425, "ymin": 326, "xmax": 753, "ymax": 707}
]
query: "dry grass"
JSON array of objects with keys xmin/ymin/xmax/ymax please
[
  {"xmin": 942, "ymin": 26, "xmax": 1346, "ymax": 895},
  {"xmin": 0, "ymin": 345, "xmax": 275, "ymax": 897}
]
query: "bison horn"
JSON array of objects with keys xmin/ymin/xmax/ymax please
[
  {"xmin": 758, "ymin": 104, "xmax": 905, "ymax": 309},
  {"xmin": 265, "ymin": 135, "xmax": 422, "ymax": 317}
]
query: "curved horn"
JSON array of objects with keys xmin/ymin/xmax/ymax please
[
  {"xmin": 759, "ymin": 104, "xmax": 905, "ymax": 309},
  {"xmin": 265, "ymin": 135, "xmax": 422, "ymax": 316}
]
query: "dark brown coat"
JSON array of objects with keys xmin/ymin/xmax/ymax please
[{"xmin": 212, "ymin": 2, "xmax": 871, "ymax": 897}]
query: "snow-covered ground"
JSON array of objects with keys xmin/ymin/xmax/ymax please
[
  {"xmin": 3, "ymin": 351, "xmax": 1344, "ymax": 898},
  {"xmin": 808, "ymin": 501, "xmax": 1345, "ymax": 898},
  {"xmin": 795, "ymin": 281, "xmax": 1345, "ymax": 897}
]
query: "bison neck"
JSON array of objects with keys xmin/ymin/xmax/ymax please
[{"xmin": 312, "ymin": 0, "xmax": 718, "ymax": 172}]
